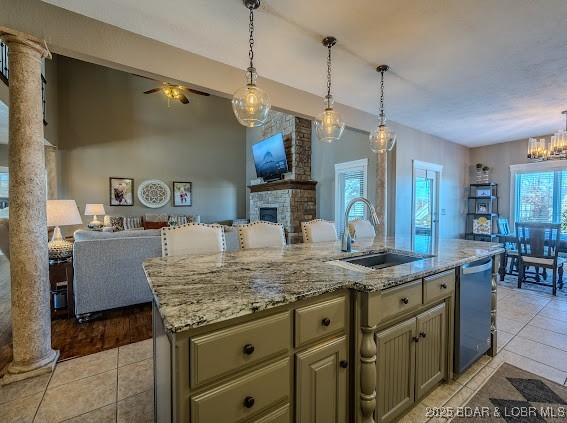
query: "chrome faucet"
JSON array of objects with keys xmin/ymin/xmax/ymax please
[{"xmin": 341, "ymin": 197, "xmax": 381, "ymax": 252}]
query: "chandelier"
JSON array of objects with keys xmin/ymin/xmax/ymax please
[
  {"xmin": 232, "ymin": 0, "xmax": 271, "ymax": 127},
  {"xmin": 527, "ymin": 111, "xmax": 567, "ymax": 161},
  {"xmin": 369, "ymin": 65, "xmax": 396, "ymax": 153},
  {"xmin": 314, "ymin": 36, "xmax": 345, "ymax": 143}
]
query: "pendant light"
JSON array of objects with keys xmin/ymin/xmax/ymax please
[
  {"xmin": 232, "ymin": 0, "xmax": 271, "ymax": 128},
  {"xmin": 314, "ymin": 36, "xmax": 345, "ymax": 143},
  {"xmin": 369, "ymin": 65, "xmax": 396, "ymax": 153}
]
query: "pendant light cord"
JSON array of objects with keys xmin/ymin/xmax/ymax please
[
  {"xmin": 379, "ymin": 70, "xmax": 385, "ymax": 125},
  {"xmin": 248, "ymin": 7, "xmax": 255, "ymax": 83},
  {"xmin": 326, "ymin": 45, "xmax": 332, "ymax": 109}
]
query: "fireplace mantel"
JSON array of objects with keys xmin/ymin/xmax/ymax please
[{"xmin": 248, "ymin": 180, "xmax": 317, "ymax": 193}]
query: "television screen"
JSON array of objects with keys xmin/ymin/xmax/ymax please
[{"xmin": 252, "ymin": 133, "xmax": 289, "ymax": 180}]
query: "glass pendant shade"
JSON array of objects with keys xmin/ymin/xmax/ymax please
[
  {"xmin": 232, "ymin": 73, "xmax": 271, "ymax": 128},
  {"xmin": 369, "ymin": 121, "xmax": 396, "ymax": 153},
  {"xmin": 315, "ymin": 96, "xmax": 345, "ymax": 143}
]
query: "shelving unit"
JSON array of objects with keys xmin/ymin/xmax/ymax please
[{"xmin": 465, "ymin": 183, "xmax": 499, "ymax": 242}]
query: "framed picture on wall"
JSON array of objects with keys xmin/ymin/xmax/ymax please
[
  {"xmin": 173, "ymin": 181, "xmax": 192, "ymax": 207},
  {"xmin": 109, "ymin": 177, "xmax": 134, "ymax": 206}
]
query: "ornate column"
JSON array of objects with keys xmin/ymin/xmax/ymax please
[
  {"xmin": 0, "ymin": 27, "xmax": 58, "ymax": 384},
  {"xmin": 375, "ymin": 152, "xmax": 387, "ymax": 238},
  {"xmin": 360, "ymin": 324, "xmax": 377, "ymax": 423}
]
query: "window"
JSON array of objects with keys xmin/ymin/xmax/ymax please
[
  {"xmin": 335, "ymin": 159, "xmax": 368, "ymax": 235},
  {"xmin": 513, "ymin": 165, "xmax": 567, "ymax": 231}
]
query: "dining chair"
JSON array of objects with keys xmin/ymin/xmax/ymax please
[
  {"xmin": 301, "ymin": 219, "xmax": 337, "ymax": 243},
  {"xmin": 161, "ymin": 223, "xmax": 225, "ymax": 257},
  {"xmin": 348, "ymin": 219, "xmax": 376, "ymax": 240},
  {"xmin": 497, "ymin": 217, "xmax": 518, "ymax": 275},
  {"xmin": 238, "ymin": 221, "xmax": 286, "ymax": 250},
  {"xmin": 515, "ymin": 222, "xmax": 564, "ymax": 296}
]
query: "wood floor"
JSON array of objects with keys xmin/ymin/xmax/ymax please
[{"xmin": 0, "ymin": 256, "xmax": 152, "ymax": 371}]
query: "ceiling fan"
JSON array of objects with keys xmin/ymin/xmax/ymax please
[{"xmin": 143, "ymin": 82, "xmax": 210, "ymax": 105}]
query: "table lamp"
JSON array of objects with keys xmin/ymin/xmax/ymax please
[
  {"xmin": 47, "ymin": 200, "xmax": 82, "ymax": 260},
  {"xmin": 84, "ymin": 203, "xmax": 105, "ymax": 229}
]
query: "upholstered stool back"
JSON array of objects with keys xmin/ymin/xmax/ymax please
[
  {"xmin": 348, "ymin": 219, "xmax": 376, "ymax": 239},
  {"xmin": 301, "ymin": 219, "xmax": 337, "ymax": 243},
  {"xmin": 161, "ymin": 223, "xmax": 225, "ymax": 257},
  {"xmin": 238, "ymin": 221, "xmax": 286, "ymax": 250}
]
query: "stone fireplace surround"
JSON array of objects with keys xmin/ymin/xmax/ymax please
[{"xmin": 249, "ymin": 112, "xmax": 316, "ymax": 244}]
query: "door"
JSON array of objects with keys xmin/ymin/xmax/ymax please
[
  {"xmin": 375, "ymin": 317, "xmax": 416, "ymax": 423},
  {"xmin": 412, "ymin": 161, "xmax": 441, "ymax": 253},
  {"xmin": 415, "ymin": 303, "xmax": 447, "ymax": 400},
  {"xmin": 295, "ymin": 336, "xmax": 348, "ymax": 423}
]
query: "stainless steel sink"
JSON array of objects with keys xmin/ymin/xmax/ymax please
[{"xmin": 341, "ymin": 252, "xmax": 426, "ymax": 270}]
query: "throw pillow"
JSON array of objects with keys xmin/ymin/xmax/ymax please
[
  {"xmin": 144, "ymin": 221, "xmax": 169, "ymax": 230},
  {"xmin": 108, "ymin": 216, "xmax": 124, "ymax": 231}
]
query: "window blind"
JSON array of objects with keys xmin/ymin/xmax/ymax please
[
  {"xmin": 516, "ymin": 171, "xmax": 554, "ymax": 223},
  {"xmin": 343, "ymin": 168, "xmax": 366, "ymax": 221}
]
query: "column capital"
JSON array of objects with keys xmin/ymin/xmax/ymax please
[{"xmin": 0, "ymin": 27, "xmax": 51, "ymax": 59}]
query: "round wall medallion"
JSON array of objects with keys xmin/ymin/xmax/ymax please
[{"xmin": 137, "ymin": 180, "xmax": 171, "ymax": 208}]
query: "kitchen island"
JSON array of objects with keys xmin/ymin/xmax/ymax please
[{"xmin": 144, "ymin": 237, "xmax": 503, "ymax": 423}]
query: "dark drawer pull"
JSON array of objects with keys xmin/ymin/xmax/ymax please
[
  {"xmin": 419, "ymin": 332, "xmax": 427, "ymax": 338},
  {"xmin": 243, "ymin": 344, "xmax": 255, "ymax": 355},
  {"xmin": 401, "ymin": 297, "xmax": 409, "ymax": 305},
  {"xmin": 440, "ymin": 283, "xmax": 448, "ymax": 289},
  {"xmin": 340, "ymin": 360, "xmax": 348, "ymax": 369},
  {"xmin": 243, "ymin": 396, "xmax": 255, "ymax": 408},
  {"xmin": 321, "ymin": 317, "xmax": 331, "ymax": 327},
  {"xmin": 412, "ymin": 336, "xmax": 420, "ymax": 343}
]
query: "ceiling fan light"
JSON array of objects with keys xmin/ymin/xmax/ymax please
[
  {"xmin": 315, "ymin": 96, "xmax": 345, "ymax": 143},
  {"xmin": 369, "ymin": 122, "xmax": 396, "ymax": 153}
]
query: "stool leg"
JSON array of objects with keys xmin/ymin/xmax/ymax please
[
  {"xmin": 553, "ymin": 268, "xmax": 557, "ymax": 296},
  {"xmin": 559, "ymin": 265, "xmax": 564, "ymax": 290}
]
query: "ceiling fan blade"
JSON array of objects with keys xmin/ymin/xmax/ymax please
[
  {"xmin": 187, "ymin": 88, "xmax": 211, "ymax": 96},
  {"xmin": 179, "ymin": 95, "xmax": 190, "ymax": 104},
  {"xmin": 144, "ymin": 88, "xmax": 162, "ymax": 94}
]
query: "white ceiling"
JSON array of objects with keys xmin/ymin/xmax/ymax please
[{"xmin": 42, "ymin": 0, "xmax": 567, "ymax": 147}]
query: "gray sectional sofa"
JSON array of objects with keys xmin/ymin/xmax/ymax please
[
  {"xmin": 73, "ymin": 229, "xmax": 162, "ymax": 319},
  {"xmin": 72, "ymin": 226, "xmax": 240, "ymax": 319}
]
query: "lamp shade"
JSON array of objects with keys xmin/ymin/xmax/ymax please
[
  {"xmin": 84, "ymin": 203, "xmax": 105, "ymax": 216},
  {"xmin": 46, "ymin": 200, "xmax": 82, "ymax": 227}
]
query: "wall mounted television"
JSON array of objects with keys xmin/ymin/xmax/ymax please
[{"xmin": 252, "ymin": 133, "xmax": 289, "ymax": 181}]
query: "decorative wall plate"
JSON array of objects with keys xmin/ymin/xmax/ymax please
[{"xmin": 137, "ymin": 179, "xmax": 171, "ymax": 208}]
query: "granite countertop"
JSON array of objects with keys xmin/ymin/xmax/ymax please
[{"xmin": 143, "ymin": 237, "xmax": 504, "ymax": 333}]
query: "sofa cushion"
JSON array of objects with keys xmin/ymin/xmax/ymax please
[
  {"xmin": 74, "ymin": 229, "xmax": 160, "ymax": 241},
  {"xmin": 105, "ymin": 216, "xmax": 124, "ymax": 231},
  {"xmin": 144, "ymin": 221, "xmax": 169, "ymax": 230},
  {"xmin": 145, "ymin": 213, "xmax": 168, "ymax": 223},
  {"xmin": 123, "ymin": 216, "xmax": 143, "ymax": 230}
]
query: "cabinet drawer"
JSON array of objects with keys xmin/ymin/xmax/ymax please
[
  {"xmin": 252, "ymin": 404, "xmax": 290, "ymax": 423},
  {"xmin": 369, "ymin": 279, "xmax": 422, "ymax": 326},
  {"xmin": 295, "ymin": 296, "xmax": 346, "ymax": 347},
  {"xmin": 190, "ymin": 358, "xmax": 290, "ymax": 423},
  {"xmin": 423, "ymin": 270, "xmax": 455, "ymax": 304},
  {"xmin": 190, "ymin": 312, "xmax": 290, "ymax": 386}
]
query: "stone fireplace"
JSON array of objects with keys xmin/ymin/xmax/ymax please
[{"xmin": 249, "ymin": 111, "xmax": 316, "ymax": 243}]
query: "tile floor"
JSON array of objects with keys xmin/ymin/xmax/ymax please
[
  {"xmin": 0, "ymin": 339, "xmax": 153, "ymax": 423},
  {"xmin": 400, "ymin": 282, "xmax": 567, "ymax": 422},
  {"xmin": 2, "ymin": 283, "xmax": 567, "ymax": 422}
]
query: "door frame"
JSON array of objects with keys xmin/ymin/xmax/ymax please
[{"xmin": 411, "ymin": 160, "xmax": 443, "ymax": 250}]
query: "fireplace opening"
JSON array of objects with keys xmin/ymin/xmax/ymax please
[{"xmin": 259, "ymin": 207, "xmax": 278, "ymax": 223}]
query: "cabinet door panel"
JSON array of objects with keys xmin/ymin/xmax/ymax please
[
  {"xmin": 376, "ymin": 318, "xmax": 416, "ymax": 423},
  {"xmin": 296, "ymin": 336, "xmax": 347, "ymax": 423},
  {"xmin": 416, "ymin": 303, "xmax": 447, "ymax": 400}
]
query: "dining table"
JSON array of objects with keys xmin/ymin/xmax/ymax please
[{"xmin": 497, "ymin": 233, "xmax": 567, "ymax": 288}]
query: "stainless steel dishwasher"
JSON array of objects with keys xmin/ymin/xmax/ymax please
[{"xmin": 454, "ymin": 257, "xmax": 493, "ymax": 374}]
